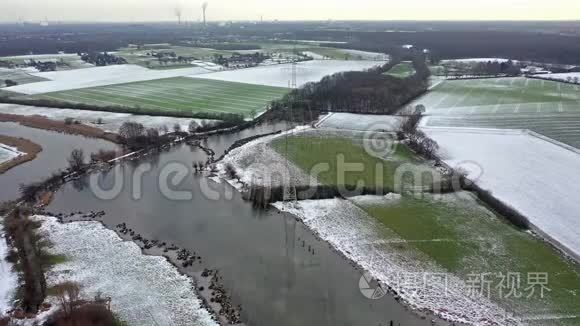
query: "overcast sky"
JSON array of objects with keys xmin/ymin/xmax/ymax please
[{"xmin": 1, "ymin": 0, "xmax": 579, "ymax": 22}]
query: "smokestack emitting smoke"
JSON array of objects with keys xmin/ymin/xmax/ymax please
[
  {"xmin": 202, "ymin": 2, "xmax": 208, "ymax": 26},
  {"xmin": 174, "ymin": 5, "xmax": 182, "ymax": 24}
]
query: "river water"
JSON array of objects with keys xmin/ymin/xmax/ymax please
[
  {"xmin": 44, "ymin": 122, "xmax": 444, "ymax": 326},
  {"xmin": 0, "ymin": 122, "xmax": 119, "ymax": 202}
]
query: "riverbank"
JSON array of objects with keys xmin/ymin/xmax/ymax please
[
  {"xmin": 0, "ymin": 135, "xmax": 42, "ymax": 174},
  {"xmin": 0, "ymin": 113, "xmax": 119, "ymax": 144},
  {"xmin": 36, "ymin": 215, "xmax": 219, "ymax": 326}
]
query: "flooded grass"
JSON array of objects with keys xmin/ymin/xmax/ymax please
[{"xmin": 355, "ymin": 194, "xmax": 580, "ymax": 324}]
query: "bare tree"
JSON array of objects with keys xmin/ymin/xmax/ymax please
[
  {"xmin": 401, "ymin": 105, "xmax": 424, "ymax": 135},
  {"xmin": 68, "ymin": 149, "xmax": 85, "ymax": 171},
  {"xmin": 225, "ymin": 163, "xmax": 239, "ymax": 181},
  {"xmin": 146, "ymin": 128, "xmax": 160, "ymax": 138},
  {"xmin": 53, "ymin": 281, "xmax": 81, "ymax": 316},
  {"xmin": 119, "ymin": 121, "xmax": 145, "ymax": 139},
  {"xmin": 188, "ymin": 120, "xmax": 199, "ymax": 134}
]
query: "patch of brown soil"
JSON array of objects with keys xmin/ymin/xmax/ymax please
[
  {"xmin": 0, "ymin": 113, "xmax": 120, "ymax": 144},
  {"xmin": 0, "ymin": 135, "xmax": 42, "ymax": 174}
]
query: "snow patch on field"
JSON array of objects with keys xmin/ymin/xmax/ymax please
[
  {"xmin": 272, "ymin": 198, "xmax": 515, "ymax": 325},
  {"xmin": 0, "ymin": 224, "xmax": 18, "ymax": 314},
  {"xmin": 37, "ymin": 216, "xmax": 217, "ymax": 326},
  {"xmin": 0, "ymin": 143, "xmax": 23, "ymax": 165},
  {"xmin": 340, "ymin": 49, "xmax": 389, "ymax": 61},
  {"xmin": 426, "ymin": 127, "xmax": 580, "ymax": 260},
  {"xmin": 302, "ymin": 51, "xmax": 325, "ymax": 60},
  {"xmin": 0, "ymin": 53, "xmax": 80, "ymax": 61},
  {"xmin": 536, "ymin": 72, "xmax": 580, "ymax": 83},
  {"xmin": 5, "ymin": 64, "xmax": 211, "ymax": 95},
  {"xmin": 317, "ymin": 112, "xmax": 403, "ymax": 132},
  {"xmin": 441, "ymin": 58, "xmax": 513, "ymax": 63},
  {"xmin": 218, "ymin": 128, "xmax": 318, "ymax": 187},
  {"xmin": 0, "ymin": 103, "xmax": 216, "ymax": 133},
  {"xmin": 189, "ymin": 60, "xmax": 385, "ymax": 88}
]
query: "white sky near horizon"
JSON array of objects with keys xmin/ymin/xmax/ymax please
[{"xmin": 0, "ymin": 0, "xmax": 579, "ymax": 23}]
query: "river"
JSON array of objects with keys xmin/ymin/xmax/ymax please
[
  {"xmin": 44, "ymin": 123, "xmax": 445, "ymax": 326},
  {"xmin": 0, "ymin": 121, "xmax": 118, "ymax": 202}
]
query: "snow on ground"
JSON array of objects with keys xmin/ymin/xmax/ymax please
[
  {"xmin": 272, "ymin": 197, "xmax": 514, "ymax": 325},
  {"xmin": 191, "ymin": 60, "xmax": 223, "ymax": 71},
  {"xmin": 0, "ymin": 143, "xmax": 23, "ymax": 165},
  {"xmin": 189, "ymin": 60, "xmax": 386, "ymax": 88},
  {"xmin": 339, "ymin": 49, "xmax": 389, "ymax": 61},
  {"xmin": 425, "ymin": 127, "xmax": 580, "ymax": 261},
  {"xmin": 441, "ymin": 58, "xmax": 513, "ymax": 63},
  {"xmin": 536, "ymin": 72, "xmax": 580, "ymax": 83},
  {"xmin": 317, "ymin": 112, "xmax": 403, "ymax": 132},
  {"xmin": 37, "ymin": 215, "xmax": 217, "ymax": 326},
  {"xmin": 5, "ymin": 64, "xmax": 212, "ymax": 95},
  {"xmin": 0, "ymin": 103, "xmax": 217, "ymax": 133},
  {"xmin": 0, "ymin": 53, "xmax": 80, "ymax": 61},
  {"xmin": 218, "ymin": 127, "xmax": 318, "ymax": 187},
  {"xmin": 0, "ymin": 224, "xmax": 18, "ymax": 314},
  {"xmin": 302, "ymin": 51, "xmax": 325, "ymax": 60}
]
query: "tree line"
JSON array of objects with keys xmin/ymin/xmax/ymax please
[
  {"xmin": 442, "ymin": 60, "xmax": 522, "ymax": 78},
  {"xmin": 262, "ymin": 51, "xmax": 430, "ymax": 123}
]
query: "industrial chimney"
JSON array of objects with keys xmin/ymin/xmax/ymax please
[{"xmin": 202, "ymin": 2, "xmax": 208, "ymax": 27}]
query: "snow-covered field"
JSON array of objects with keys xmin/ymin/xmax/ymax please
[
  {"xmin": 0, "ymin": 53, "xmax": 80, "ymax": 61},
  {"xmin": 441, "ymin": 58, "xmax": 513, "ymax": 63},
  {"xmin": 0, "ymin": 103, "xmax": 216, "ymax": 133},
  {"xmin": 0, "ymin": 224, "xmax": 18, "ymax": 314},
  {"xmin": 273, "ymin": 197, "xmax": 514, "ymax": 325},
  {"xmin": 339, "ymin": 49, "xmax": 389, "ymax": 61},
  {"xmin": 0, "ymin": 143, "xmax": 22, "ymax": 165},
  {"xmin": 302, "ymin": 51, "xmax": 325, "ymax": 60},
  {"xmin": 38, "ymin": 216, "xmax": 217, "ymax": 326},
  {"xmin": 536, "ymin": 72, "xmax": 580, "ymax": 83},
  {"xmin": 5, "ymin": 64, "xmax": 212, "ymax": 95},
  {"xmin": 189, "ymin": 60, "xmax": 385, "ymax": 88},
  {"xmin": 426, "ymin": 127, "xmax": 580, "ymax": 261},
  {"xmin": 317, "ymin": 112, "xmax": 403, "ymax": 132}
]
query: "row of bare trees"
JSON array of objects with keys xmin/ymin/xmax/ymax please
[{"xmin": 398, "ymin": 105, "xmax": 439, "ymax": 160}]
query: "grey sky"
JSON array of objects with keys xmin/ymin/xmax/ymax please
[{"xmin": 1, "ymin": 0, "xmax": 579, "ymax": 22}]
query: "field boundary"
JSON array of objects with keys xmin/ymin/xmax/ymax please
[{"xmin": 0, "ymin": 96, "xmax": 244, "ymax": 121}]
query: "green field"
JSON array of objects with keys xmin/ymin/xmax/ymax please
[
  {"xmin": 356, "ymin": 194, "xmax": 580, "ymax": 325},
  {"xmin": 413, "ymin": 77, "xmax": 580, "ymax": 149},
  {"xmin": 270, "ymin": 135, "xmax": 439, "ymax": 190},
  {"xmin": 30, "ymin": 77, "xmax": 289, "ymax": 116},
  {"xmin": 0, "ymin": 69, "xmax": 47, "ymax": 86},
  {"xmin": 385, "ymin": 62, "xmax": 415, "ymax": 78}
]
